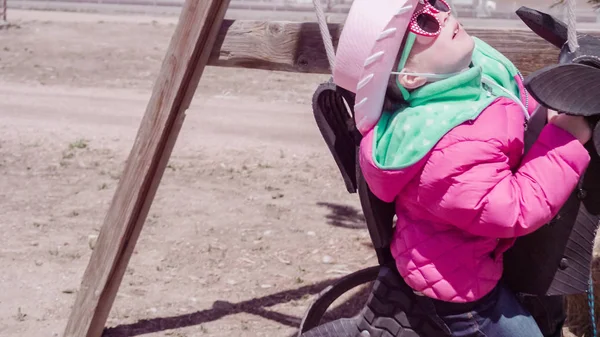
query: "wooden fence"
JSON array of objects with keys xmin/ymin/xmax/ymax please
[{"xmin": 207, "ymin": 19, "xmax": 599, "ymax": 76}]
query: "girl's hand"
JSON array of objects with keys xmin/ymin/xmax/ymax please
[{"xmin": 548, "ymin": 109, "xmax": 592, "ymax": 145}]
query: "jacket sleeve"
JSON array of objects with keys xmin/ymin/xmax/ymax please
[{"xmin": 419, "ymin": 124, "xmax": 590, "ymax": 238}]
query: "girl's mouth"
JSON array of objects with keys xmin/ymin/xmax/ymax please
[{"xmin": 453, "ymin": 24, "xmax": 459, "ymax": 39}]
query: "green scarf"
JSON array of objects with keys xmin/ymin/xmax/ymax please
[{"xmin": 373, "ymin": 37, "xmax": 522, "ymax": 170}]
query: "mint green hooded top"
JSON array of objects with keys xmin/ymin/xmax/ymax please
[{"xmin": 373, "ymin": 37, "xmax": 528, "ymax": 170}]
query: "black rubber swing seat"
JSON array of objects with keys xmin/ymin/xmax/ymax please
[{"xmin": 300, "ymin": 266, "xmax": 446, "ymax": 337}]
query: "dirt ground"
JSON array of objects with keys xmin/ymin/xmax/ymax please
[
  {"xmin": 0, "ymin": 9, "xmax": 376, "ymax": 337},
  {"xmin": 1, "ymin": 8, "xmax": 599, "ymax": 337}
]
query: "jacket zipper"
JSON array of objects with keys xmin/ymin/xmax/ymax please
[
  {"xmin": 517, "ymin": 72, "xmax": 530, "ymax": 113},
  {"xmin": 517, "ymin": 72, "xmax": 530, "ymax": 131}
]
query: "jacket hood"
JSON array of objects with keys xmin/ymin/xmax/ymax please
[{"xmin": 372, "ymin": 37, "xmax": 522, "ymax": 171}]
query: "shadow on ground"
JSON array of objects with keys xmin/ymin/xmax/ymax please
[
  {"xmin": 316, "ymin": 202, "xmax": 365, "ymax": 229},
  {"xmin": 103, "ymin": 277, "xmax": 371, "ymax": 337}
]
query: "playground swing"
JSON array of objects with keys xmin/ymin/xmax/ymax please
[
  {"xmin": 60, "ymin": 1, "xmax": 600, "ymax": 336},
  {"xmin": 297, "ymin": 2, "xmax": 600, "ymax": 337}
]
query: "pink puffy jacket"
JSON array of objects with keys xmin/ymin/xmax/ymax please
[{"xmin": 359, "ymin": 77, "xmax": 591, "ymax": 303}]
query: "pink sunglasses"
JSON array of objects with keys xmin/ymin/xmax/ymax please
[{"xmin": 409, "ymin": 0, "xmax": 452, "ymax": 37}]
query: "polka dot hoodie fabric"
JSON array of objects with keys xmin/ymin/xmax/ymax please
[
  {"xmin": 373, "ymin": 37, "xmax": 522, "ymax": 170},
  {"xmin": 359, "ymin": 38, "xmax": 591, "ymax": 303}
]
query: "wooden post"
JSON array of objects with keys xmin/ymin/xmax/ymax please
[
  {"xmin": 2, "ymin": 0, "xmax": 6, "ymax": 22},
  {"xmin": 62, "ymin": 0, "xmax": 231, "ymax": 336}
]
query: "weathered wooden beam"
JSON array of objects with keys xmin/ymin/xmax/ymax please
[
  {"xmin": 62, "ymin": 0, "xmax": 231, "ymax": 336},
  {"xmin": 209, "ymin": 20, "xmax": 600, "ymax": 76}
]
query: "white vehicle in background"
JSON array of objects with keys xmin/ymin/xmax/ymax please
[{"xmin": 447, "ymin": 0, "xmax": 497, "ymax": 17}]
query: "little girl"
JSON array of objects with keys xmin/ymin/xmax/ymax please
[{"xmin": 333, "ymin": 0, "xmax": 592, "ymax": 336}]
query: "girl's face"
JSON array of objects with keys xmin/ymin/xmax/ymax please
[{"xmin": 407, "ymin": 10, "xmax": 475, "ymax": 75}]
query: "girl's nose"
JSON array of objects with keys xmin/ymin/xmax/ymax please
[{"xmin": 437, "ymin": 11, "xmax": 450, "ymax": 26}]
